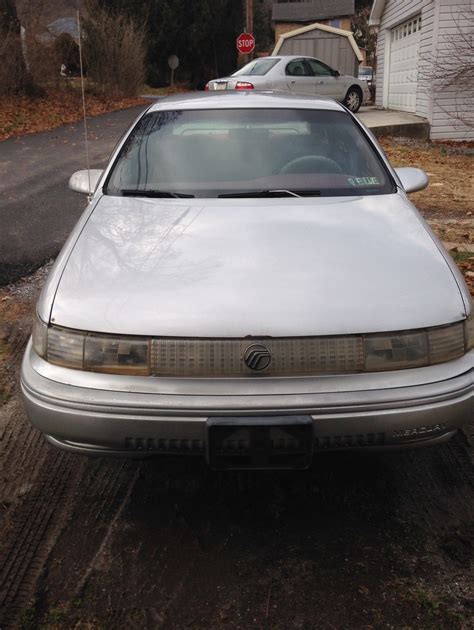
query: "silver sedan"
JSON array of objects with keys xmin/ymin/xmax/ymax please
[
  {"xmin": 206, "ymin": 55, "xmax": 369, "ymax": 112},
  {"xmin": 21, "ymin": 92, "xmax": 473, "ymax": 470}
]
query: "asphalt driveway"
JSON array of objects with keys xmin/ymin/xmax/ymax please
[{"xmin": 0, "ymin": 105, "xmax": 148, "ymax": 286}]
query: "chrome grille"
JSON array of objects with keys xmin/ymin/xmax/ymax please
[
  {"xmin": 151, "ymin": 336, "xmax": 364, "ymax": 377},
  {"xmin": 314, "ymin": 433, "xmax": 386, "ymax": 450},
  {"xmin": 125, "ymin": 437, "xmax": 205, "ymax": 453}
]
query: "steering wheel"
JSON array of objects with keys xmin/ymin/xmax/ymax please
[{"xmin": 279, "ymin": 155, "xmax": 342, "ymax": 175}]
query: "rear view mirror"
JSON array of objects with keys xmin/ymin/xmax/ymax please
[
  {"xmin": 394, "ymin": 167, "xmax": 429, "ymax": 193},
  {"xmin": 69, "ymin": 169, "xmax": 103, "ymax": 195}
]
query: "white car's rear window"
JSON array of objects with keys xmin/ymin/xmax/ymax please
[{"xmin": 231, "ymin": 58, "xmax": 280, "ymax": 76}]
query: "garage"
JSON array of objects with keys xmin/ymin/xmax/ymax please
[
  {"xmin": 273, "ymin": 22, "xmax": 363, "ymax": 78},
  {"xmin": 388, "ymin": 15, "xmax": 421, "ymax": 112}
]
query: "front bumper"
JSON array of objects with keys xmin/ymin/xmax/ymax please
[{"xmin": 21, "ymin": 341, "xmax": 473, "ymax": 460}]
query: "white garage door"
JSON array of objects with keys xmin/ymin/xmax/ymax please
[{"xmin": 388, "ymin": 16, "xmax": 421, "ymax": 112}]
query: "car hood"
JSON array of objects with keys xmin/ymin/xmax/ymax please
[{"xmin": 50, "ymin": 195, "xmax": 466, "ymax": 337}]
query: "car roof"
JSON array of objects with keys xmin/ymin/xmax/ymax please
[
  {"xmin": 249, "ymin": 55, "xmax": 323, "ymax": 62},
  {"xmin": 147, "ymin": 90, "xmax": 346, "ymax": 113}
]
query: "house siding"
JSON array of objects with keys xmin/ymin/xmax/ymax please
[
  {"xmin": 429, "ymin": 0, "xmax": 474, "ymax": 140},
  {"xmin": 375, "ymin": 0, "xmax": 474, "ymax": 140}
]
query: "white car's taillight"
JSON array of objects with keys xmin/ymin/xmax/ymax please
[{"xmin": 235, "ymin": 81, "xmax": 254, "ymax": 90}]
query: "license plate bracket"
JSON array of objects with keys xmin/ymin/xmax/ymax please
[{"xmin": 207, "ymin": 416, "xmax": 313, "ymax": 470}]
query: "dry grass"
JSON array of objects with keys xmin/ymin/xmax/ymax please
[
  {"xmin": 381, "ymin": 137, "xmax": 474, "ymax": 217},
  {"xmin": 381, "ymin": 137, "xmax": 474, "ymax": 294}
]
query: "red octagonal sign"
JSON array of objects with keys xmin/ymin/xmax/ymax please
[{"xmin": 237, "ymin": 32, "xmax": 255, "ymax": 55}]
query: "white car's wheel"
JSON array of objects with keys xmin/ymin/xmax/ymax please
[{"xmin": 344, "ymin": 87, "xmax": 362, "ymax": 113}]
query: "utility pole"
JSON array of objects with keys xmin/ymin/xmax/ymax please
[
  {"xmin": 246, "ymin": 0, "xmax": 254, "ymax": 35},
  {"xmin": 245, "ymin": 0, "xmax": 254, "ymax": 61}
]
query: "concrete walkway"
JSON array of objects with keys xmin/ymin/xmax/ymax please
[{"xmin": 357, "ymin": 106, "xmax": 430, "ymax": 138}]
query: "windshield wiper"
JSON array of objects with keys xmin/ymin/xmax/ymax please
[
  {"xmin": 120, "ymin": 189, "xmax": 195, "ymax": 198},
  {"xmin": 218, "ymin": 189, "xmax": 321, "ymax": 198}
]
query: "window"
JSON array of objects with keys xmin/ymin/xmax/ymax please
[
  {"xmin": 106, "ymin": 109, "xmax": 395, "ymax": 198},
  {"xmin": 306, "ymin": 59, "xmax": 334, "ymax": 77},
  {"xmin": 286, "ymin": 60, "xmax": 312, "ymax": 77},
  {"xmin": 285, "ymin": 59, "xmax": 312, "ymax": 77},
  {"xmin": 392, "ymin": 16, "xmax": 421, "ymax": 41},
  {"xmin": 329, "ymin": 19, "xmax": 341, "ymax": 28},
  {"xmin": 232, "ymin": 58, "xmax": 280, "ymax": 77}
]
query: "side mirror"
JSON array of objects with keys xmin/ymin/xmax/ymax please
[
  {"xmin": 69, "ymin": 169, "xmax": 103, "ymax": 195},
  {"xmin": 333, "ymin": 70, "xmax": 340, "ymax": 77},
  {"xmin": 394, "ymin": 167, "xmax": 429, "ymax": 193}
]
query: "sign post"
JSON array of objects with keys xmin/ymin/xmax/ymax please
[
  {"xmin": 236, "ymin": 33, "xmax": 256, "ymax": 56},
  {"xmin": 168, "ymin": 55, "xmax": 179, "ymax": 87}
]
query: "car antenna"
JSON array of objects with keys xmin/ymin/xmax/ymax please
[{"xmin": 76, "ymin": 10, "xmax": 92, "ymax": 200}]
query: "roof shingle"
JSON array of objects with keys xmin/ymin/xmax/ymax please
[{"xmin": 272, "ymin": 1, "xmax": 355, "ymax": 22}]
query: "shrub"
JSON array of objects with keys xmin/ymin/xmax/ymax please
[
  {"xmin": 53, "ymin": 33, "xmax": 80, "ymax": 75},
  {"xmin": 83, "ymin": 3, "xmax": 146, "ymax": 97}
]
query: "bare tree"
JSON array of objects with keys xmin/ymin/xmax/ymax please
[
  {"xmin": 351, "ymin": 3, "xmax": 377, "ymax": 66},
  {"xmin": 83, "ymin": 1, "xmax": 146, "ymax": 97},
  {"xmin": 420, "ymin": 5, "xmax": 474, "ymax": 131},
  {"xmin": 0, "ymin": 0, "xmax": 37, "ymax": 94}
]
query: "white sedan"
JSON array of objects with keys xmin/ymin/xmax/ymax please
[
  {"xmin": 206, "ymin": 55, "xmax": 369, "ymax": 112},
  {"xmin": 21, "ymin": 92, "xmax": 473, "ymax": 469}
]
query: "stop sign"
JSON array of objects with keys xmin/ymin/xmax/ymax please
[{"xmin": 236, "ymin": 32, "xmax": 255, "ymax": 55}]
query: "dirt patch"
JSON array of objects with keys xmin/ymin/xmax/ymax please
[
  {"xmin": 381, "ymin": 137, "xmax": 474, "ymax": 218},
  {"xmin": 0, "ymin": 90, "xmax": 148, "ymax": 142}
]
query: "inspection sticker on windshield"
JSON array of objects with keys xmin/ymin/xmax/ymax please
[{"xmin": 348, "ymin": 176, "xmax": 380, "ymax": 186}]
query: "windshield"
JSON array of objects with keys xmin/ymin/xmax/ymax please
[
  {"xmin": 231, "ymin": 58, "xmax": 280, "ymax": 76},
  {"xmin": 105, "ymin": 109, "xmax": 395, "ymax": 198}
]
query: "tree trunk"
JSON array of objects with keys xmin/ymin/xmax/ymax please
[{"xmin": 0, "ymin": 0, "xmax": 38, "ymax": 95}]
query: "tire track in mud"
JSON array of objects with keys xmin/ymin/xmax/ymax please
[
  {"xmin": 0, "ymin": 414, "xmax": 142, "ymax": 628},
  {"xmin": 31, "ymin": 458, "xmax": 143, "ymax": 610},
  {"xmin": 0, "ymin": 434, "xmax": 81, "ymax": 628},
  {"xmin": 29, "ymin": 438, "xmax": 474, "ymax": 629},
  {"xmin": 0, "ymin": 268, "xmax": 143, "ymax": 628}
]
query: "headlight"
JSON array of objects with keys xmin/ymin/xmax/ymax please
[
  {"xmin": 364, "ymin": 323, "xmax": 465, "ymax": 371},
  {"xmin": 84, "ymin": 334, "xmax": 150, "ymax": 375},
  {"xmin": 31, "ymin": 316, "xmax": 150, "ymax": 375},
  {"xmin": 466, "ymin": 313, "xmax": 474, "ymax": 351},
  {"xmin": 364, "ymin": 331, "xmax": 428, "ymax": 371},
  {"xmin": 47, "ymin": 326, "xmax": 84, "ymax": 369},
  {"xmin": 32, "ymin": 315, "xmax": 48, "ymax": 358}
]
